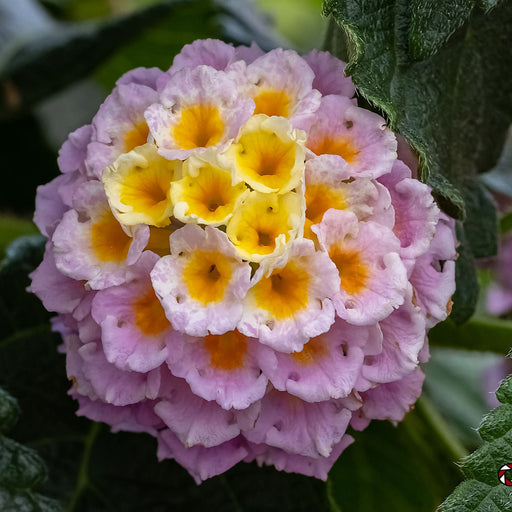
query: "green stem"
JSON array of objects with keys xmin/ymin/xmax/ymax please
[
  {"xmin": 326, "ymin": 480, "xmax": 344, "ymax": 512},
  {"xmin": 68, "ymin": 422, "xmax": 102, "ymax": 511}
]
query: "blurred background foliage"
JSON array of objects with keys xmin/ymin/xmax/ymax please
[{"xmin": 0, "ymin": 1, "xmax": 511, "ymax": 510}]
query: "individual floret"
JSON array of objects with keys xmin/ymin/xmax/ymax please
[{"xmin": 151, "ymin": 225, "xmax": 252, "ymax": 336}]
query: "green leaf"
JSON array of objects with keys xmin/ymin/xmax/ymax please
[
  {"xmin": 429, "ymin": 317, "xmax": 512, "ymax": 353},
  {"xmin": 407, "ymin": 1, "xmax": 500, "ymax": 61},
  {"xmin": 323, "ymin": 0, "xmax": 512, "ymax": 319},
  {"xmin": 439, "ymin": 372, "xmax": 512, "ymax": 512},
  {"xmin": 439, "ymin": 480, "xmax": 512, "ymax": 512},
  {"xmin": 462, "ymin": 181, "xmax": 498, "ymax": 259},
  {"xmin": 327, "ymin": 401, "xmax": 463, "ymax": 512},
  {"xmin": 0, "ymin": 0, "xmax": 284, "ymax": 117},
  {"xmin": 0, "ymin": 489, "xmax": 63, "ymax": 512},
  {"xmin": 0, "ymin": 387, "xmax": 63, "ymax": 512},
  {"xmin": 408, "ymin": 0, "xmax": 475, "ymax": 60},
  {"xmin": 0, "ymin": 437, "xmax": 48, "ymax": 490},
  {"xmin": 0, "ymin": 236, "xmax": 329, "ymax": 511}
]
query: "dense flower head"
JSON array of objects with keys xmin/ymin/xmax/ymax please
[{"xmin": 30, "ymin": 39, "xmax": 457, "ymax": 483}]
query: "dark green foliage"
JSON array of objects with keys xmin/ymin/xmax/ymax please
[
  {"xmin": 0, "ymin": 388, "xmax": 63, "ymax": 512},
  {"xmin": 0, "ymin": 388, "xmax": 20, "ymax": 434},
  {"xmin": 93, "ymin": 0, "xmax": 285, "ymax": 90},
  {"xmin": 451, "ymin": 223, "xmax": 480, "ymax": 324}
]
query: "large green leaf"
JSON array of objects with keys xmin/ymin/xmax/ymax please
[
  {"xmin": 327, "ymin": 399, "xmax": 463, "ymax": 512},
  {"xmin": 0, "ymin": 237, "xmax": 330, "ymax": 511},
  {"xmin": 323, "ymin": 0, "xmax": 512, "ymax": 321},
  {"xmin": 0, "ymin": 0, "xmax": 284, "ymax": 118},
  {"xmin": 439, "ymin": 372, "xmax": 512, "ymax": 511}
]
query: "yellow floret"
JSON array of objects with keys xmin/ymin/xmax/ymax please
[
  {"xmin": 226, "ymin": 114, "xmax": 306, "ymax": 194},
  {"xmin": 204, "ymin": 330, "xmax": 247, "ymax": 370},
  {"xmin": 171, "ymin": 152, "xmax": 246, "ymax": 226},
  {"xmin": 226, "ymin": 190, "xmax": 303, "ymax": 262},
  {"xmin": 292, "ymin": 335, "xmax": 329, "ymax": 365},
  {"xmin": 103, "ymin": 143, "xmax": 180, "ymax": 227},
  {"xmin": 133, "ymin": 286, "xmax": 171, "ymax": 336}
]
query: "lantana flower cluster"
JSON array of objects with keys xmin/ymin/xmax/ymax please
[{"xmin": 30, "ymin": 39, "xmax": 457, "ymax": 482}]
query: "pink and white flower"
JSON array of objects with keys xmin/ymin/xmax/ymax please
[{"xmin": 30, "ymin": 40, "xmax": 458, "ymax": 484}]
